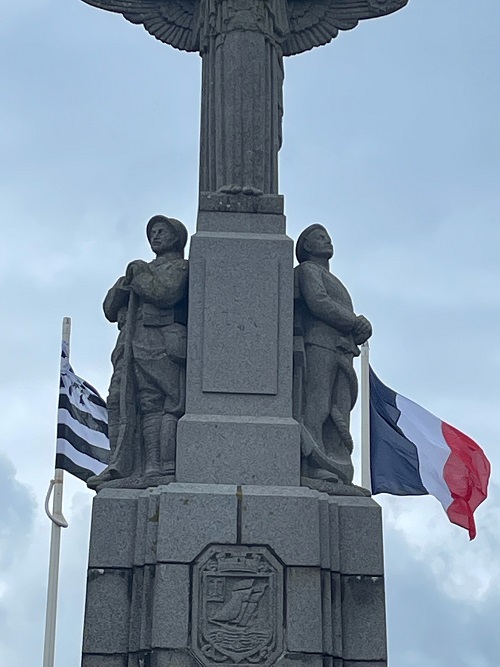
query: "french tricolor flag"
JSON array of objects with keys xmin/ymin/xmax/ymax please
[{"xmin": 368, "ymin": 368, "xmax": 491, "ymax": 539}]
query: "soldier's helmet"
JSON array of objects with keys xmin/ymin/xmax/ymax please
[
  {"xmin": 146, "ymin": 215, "xmax": 188, "ymax": 253},
  {"xmin": 295, "ymin": 223, "xmax": 328, "ymax": 263}
]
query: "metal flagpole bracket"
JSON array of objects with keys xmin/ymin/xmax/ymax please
[{"xmin": 44, "ymin": 476, "xmax": 69, "ymax": 528}]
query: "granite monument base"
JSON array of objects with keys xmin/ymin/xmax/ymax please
[{"xmin": 81, "ymin": 484, "xmax": 387, "ymax": 667}]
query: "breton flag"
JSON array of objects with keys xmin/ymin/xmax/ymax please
[
  {"xmin": 368, "ymin": 367, "xmax": 491, "ymax": 539},
  {"xmin": 56, "ymin": 341, "xmax": 110, "ymax": 481}
]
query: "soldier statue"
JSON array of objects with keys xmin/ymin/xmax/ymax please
[
  {"xmin": 294, "ymin": 224, "xmax": 372, "ymax": 495},
  {"xmin": 87, "ymin": 215, "xmax": 189, "ymax": 490}
]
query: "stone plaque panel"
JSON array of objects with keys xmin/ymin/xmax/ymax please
[{"xmin": 201, "ymin": 257, "xmax": 279, "ymax": 395}]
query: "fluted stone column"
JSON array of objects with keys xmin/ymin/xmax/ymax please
[{"xmin": 198, "ymin": 0, "xmax": 287, "ymax": 195}]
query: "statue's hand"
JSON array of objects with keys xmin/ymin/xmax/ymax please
[
  {"xmin": 353, "ymin": 315, "xmax": 372, "ymax": 344},
  {"xmin": 125, "ymin": 260, "xmax": 149, "ymax": 282}
]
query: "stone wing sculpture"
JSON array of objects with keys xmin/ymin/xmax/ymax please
[
  {"xmin": 81, "ymin": 0, "xmax": 200, "ymax": 52},
  {"xmin": 80, "ymin": 0, "xmax": 409, "ymax": 55},
  {"xmin": 283, "ymin": 0, "xmax": 409, "ymax": 55}
]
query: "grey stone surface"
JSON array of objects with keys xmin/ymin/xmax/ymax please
[
  {"xmin": 80, "ymin": 0, "xmax": 408, "ymax": 195},
  {"xmin": 87, "ymin": 216, "xmax": 188, "ymax": 492},
  {"xmin": 327, "ymin": 502, "xmax": 340, "ymax": 573},
  {"xmin": 181, "ymin": 232, "xmax": 295, "ymax": 413},
  {"xmin": 275, "ymin": 654, "xmax": 323, "ymax": 667},
  {"xmin": 149, "ymin": 650, "xmax": 203, "ymax": 667},
  {"xmin": 77, "ymin": 0, "xmax": 404, "ymax": 652},
  {"xmin": 335, "ymin": 497, "xmax": 384, "ymax": 575},
  {"xmin": 197, "ymin": 211, "xmax": 285, "ymax": 234},
  {"xmin": 341, "ymin": 575, "xmax": 387, "ymax": 662},
  {"xmin": 294, "ymin": 224, "xmax": 372, "ymax": 494},
  {"xmin": 319, "ymin": 495, "xmax": 332, "ymax": 570},
  {"xmin": 151, "ymin": 564, "xmax": 190, "ymax": 648},
  {"xmin": 82, "ymin": 569, "xmax": 132, "ymax": 654},
  {"xmin": 144, "ymin": 492, "xmax": 162, "ymax": 566},
  {"xmin": 240, "ymin": 485, "xmax": 320, "ymax": 566},
  {"xmin": 177, "ymin": 416, "xmax": 300, "ymax": 486},
  {"xmin": 192, "ymin": 545, "xmax": 284, "ymax": 665},
  {"xmin": 132, "ymin": 493, "xmax": 150, "ymax": 567},
  {"xmin": 156, "ymin": 484, "xmax": 237, "ymax": 562},
  {"xmin": 82, "ymin": 655, "xmax": 127, "ymax": 667},
  {"xmin": 321, "ymin": 570, "xmax": 333, "ymax": 656},
  {"xmin": 81, "ymin": 483, "xmax": 388, "ymax": 665},
  {"xmin": 88, "ymin": 489, "xmax": 141, "ymax": 568},
  {"xmin": 321, "ymin": 660, "xmax": 343, "ymax": 667},
  {"xmin": 286, "ymin": 567, "xmax": 323, "ymax": 654},
  {"xmin": 176, "ymin": 227, "xmax": 300, "ymax": 487},
  {"xmin": 201, "ymin": 255, "xmax": 279, "ymax": 394},
  {"xmin": 199, "ymin": 193, "xmax": 284, "ymax": 215},
  {"xmin": 199, "ymin": 12, "xmax": 283, "ymax": 195},
  {"xmin": 128, "ymin": 566, "xmax": 151, "ymax": 652},
  {"xmin": 330, "ymin": 573, "xmax": 343, "ymax": 658},
  {"xmin": 343, "ymin": 663, "xmax": 387, "ymax": 667}
]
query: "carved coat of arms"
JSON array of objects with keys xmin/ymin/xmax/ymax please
[{"xmin": 192, "ymin": 546, "xmax": 283, "ymax": 666}]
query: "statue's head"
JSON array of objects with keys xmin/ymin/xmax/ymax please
[
  {"xmin": 146, "ymin": 215, "xmax": 188, "ymax": 257},
  {"xmin": 296, "ymin": 224, "xmax": 334, "ymax": 263}
]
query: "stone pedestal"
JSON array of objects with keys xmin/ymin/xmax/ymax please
[
  {"xmin": 81, "ymin": 484, "xmax": 387, "ymax": 667},
  {"xmin": 176, "ymin": 194, "xmax": 300, "ymax": 486}
]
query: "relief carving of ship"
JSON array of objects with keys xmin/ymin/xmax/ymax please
[{"xmin": 193, "ymin": 547, "xmax": 283, "ymax": 666}]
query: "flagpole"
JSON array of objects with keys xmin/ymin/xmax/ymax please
[
  {"xmin": 360, "ymin": 341, "xmax": 372, "ymax": 492},
  {"xmin": 43, "ymin": 317, "xmax": 70, "ymax": 667}
]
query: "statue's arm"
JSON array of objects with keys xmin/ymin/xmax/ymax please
[
  {"xmin": 297, "ymin": 263, "xmax": 356, "ymax": 333},
  {"xmin": 130, "ymin": 261, "xmax": 188, "ymax": 307},
  {"xmin": 103, "ymin": 276, "xmax": 130, "ymax": 323}
]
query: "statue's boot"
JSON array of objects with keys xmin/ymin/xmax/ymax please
[
  {"xmin": 160, "ymin": 413, "xmax": 177, "ymax": 474},
  {"xmin": 86, "ymin": 406, "xmax": 120, "ymax": 490},
  {"xmin": 87, "ymin": 467, "xmax": 121, "ymax": 491},
  {"xmin": 143, "ymin": 412, "xmax": 162, "ymax": 477}
]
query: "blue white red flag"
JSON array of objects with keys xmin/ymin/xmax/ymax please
[{"xmin": 369, "ymin": 367, "xmax": 491, "ymax": 539}]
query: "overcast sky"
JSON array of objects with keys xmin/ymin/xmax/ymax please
[{"xmin": 1, "ymin": 0, "xmax": 499, "ymax": 665}]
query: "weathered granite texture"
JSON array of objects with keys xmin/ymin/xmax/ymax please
[
  {"xmin": 293, "ymin": 225, "xmax": 372, "ymax": 496},
  {"xmin": 80, "ymin": 0, "xmax": 408, "ymax": 196},
  {"xmin": 76, "ymin": 0, "xmax": 407, "ymax": 662},
  {"xmin": 87, "ymin": 216, "xmax": 189, "ymax": 492},
  {"xmin": 82, "ymin": 485, "xmax": 387, "ymax": 667},
  {"xmin": 176, "ymin": 203, "xmax": 301, "ymax": 486}
]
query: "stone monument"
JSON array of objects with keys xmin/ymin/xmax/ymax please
[
  {"xmin": 87, "ymin": 215, "xmax": 189, "ymax": 491},
  {"xmin": 293, "ymin": 225, "xmax": 372, "ymax": 496},
  {"xmin": 78, "ymin": 0, "xmax": 409, "ymax": 665}
]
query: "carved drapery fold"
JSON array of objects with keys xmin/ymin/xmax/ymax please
[
  {"xmin": 79, "ymin": 0, "xmax": 409, "ymax": 193},
  {"xmin": 199, "ymin": 0, "xmax": 288, "ymax": 194}
]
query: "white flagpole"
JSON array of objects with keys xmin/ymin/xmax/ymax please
[
  {"xmin": 43, "ymin": 317, "xmax": 70, "ymax": 667},
  {"xmin": 360, "ymin": 341, "xmax": 372, "ymax": 492}
]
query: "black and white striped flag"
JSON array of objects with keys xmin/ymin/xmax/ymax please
[{"xmin": 56, "ymin": 342, "xmax": 110, "ymax": 481}]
